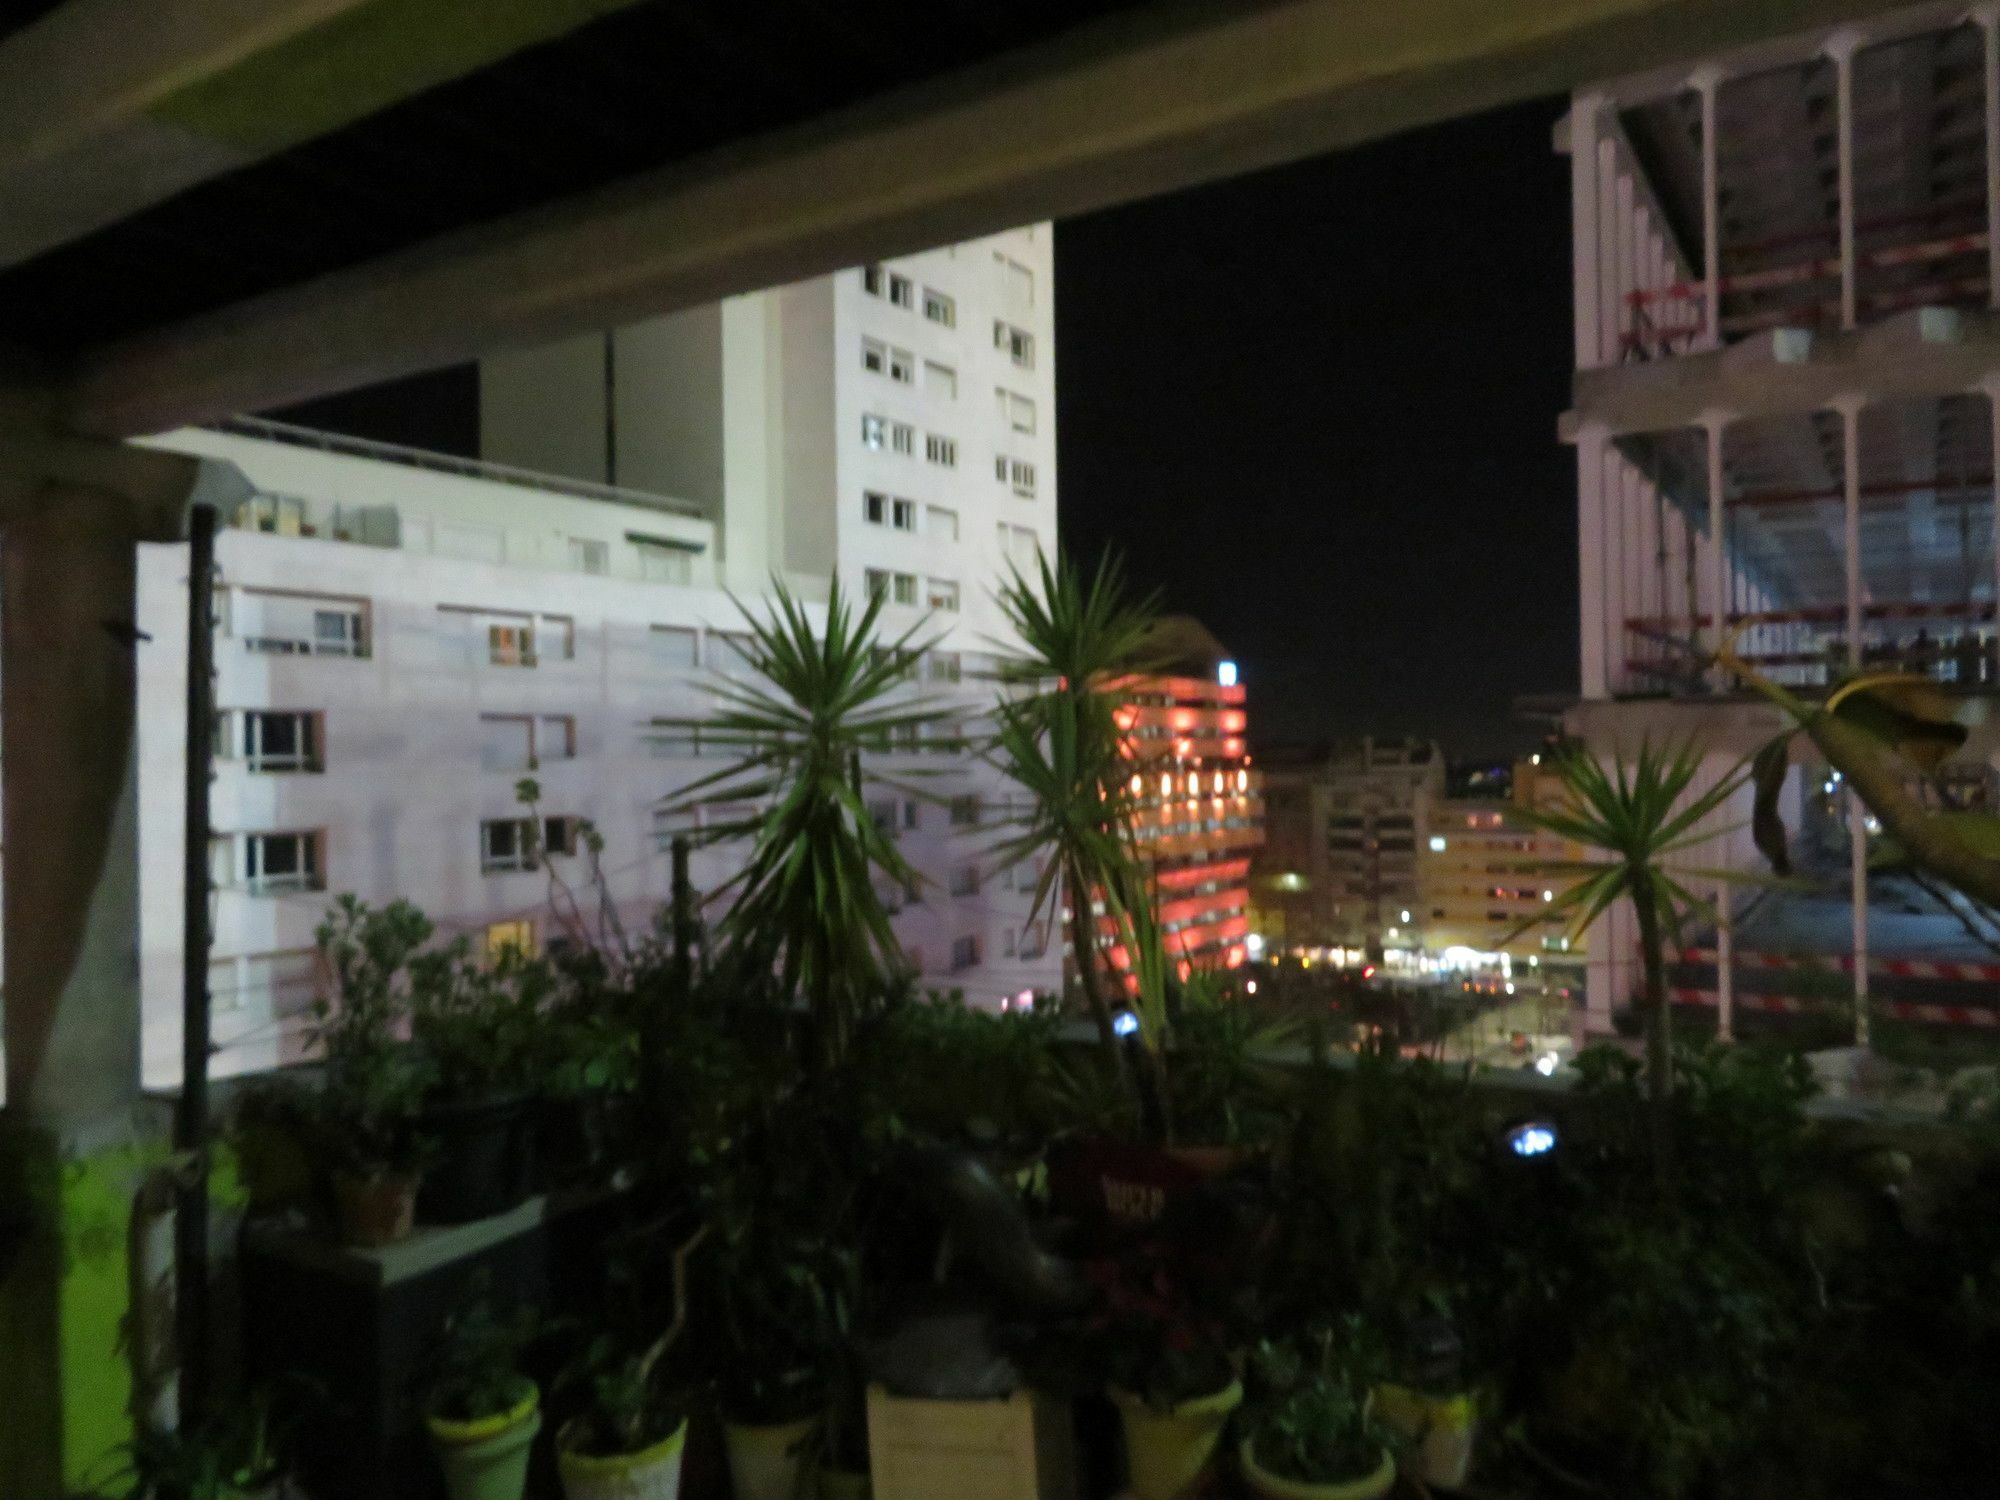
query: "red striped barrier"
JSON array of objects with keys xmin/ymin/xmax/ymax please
[
  {"xmin": 1673, "ymin": 947, "xmax": 2000, "ymax": 984},
  {"xmin": 1668, "ymin": 986, "xmax": 2000, "ymax": 1028}
]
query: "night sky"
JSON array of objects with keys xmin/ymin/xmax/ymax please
[
  {"xmin": 280, "ymin": 98, "xmax": 1576, "ymax": 759},
  {"xmin": 1053, "ymin": 97, "xmax": 1576, "ymax": 757}
]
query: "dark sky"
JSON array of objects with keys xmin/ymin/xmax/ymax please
[
  {"xmin": 1053, "ymin": 97, "xmax": 1576, "ymax": 758},
  {"xmin": 280, "ymin": 97, "xmax": 1576, "ymax": 759}
]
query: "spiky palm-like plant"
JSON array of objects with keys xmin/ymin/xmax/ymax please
[
  {"xmin": 987, "ymin": 552, "xmax": 1160, "ymax": 1062},
  {"xmin": 656, "ymin": 577, "xmax": 949, "ymax": 1067},
  {"xmin": 1516, "ymin": 740, "xmax": 1752, "ymax": 1173}
]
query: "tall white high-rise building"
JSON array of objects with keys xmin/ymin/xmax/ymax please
[{"xmin": 54, "ymin": 226, "xmax": 1059, "ymax": 1088}]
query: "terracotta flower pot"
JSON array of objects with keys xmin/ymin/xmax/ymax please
[{"xmin": 332, "ymin": 1170, "xmax": 418, "ymax": 1247}]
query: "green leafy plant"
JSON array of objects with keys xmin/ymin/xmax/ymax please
[
  {"xmin": 1244, "ymin": 1325, "xmax": 1395, "ymax": 1485},
  {"xmin": 987, "ymin": 551, "xmax": 1159, "ymax": 1066},
  {"xmin": 309, "ymin": 896, "xmax": 433, "ymax": 1175},
  {"xmin": 658, "ymin": 576, "xmax": 946, "ymax": 1068},
  {"xmin": 91, "ymin": 1390, "xmax": 291, "ymax": 1499},
  {"xmin": 429, "ymin": 1278, "xmax": 538, "ymax": 1422},
  {"xmin": 1512, "ymin": 740, "xmax": 1756, "ymax": 1174}
]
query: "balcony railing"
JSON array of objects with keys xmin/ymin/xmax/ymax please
[{"xmin": 1619, "ymin": 602, "xmax": 2000, "ymax": 696}]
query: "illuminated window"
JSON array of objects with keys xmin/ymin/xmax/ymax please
[{"xmin": 485, "ymin": 920, "xmax": 535, "ymax": 962}]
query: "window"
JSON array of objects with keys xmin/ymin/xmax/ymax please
[
  {"xmin": 242, "ymin": 831, "xmax": 323, "ymax": 894},
  {"xmin": 902, "ymin": 799, "xmax": 920, "ymax": 830},
  {"xmin": 1003, "ymin": 929, "xmax": 1017, "ymax": 958},
  {"xmin": 220, "ymin": 710, "xmax": 323, "ymax": 772},
  {"xmin": 568, "ymin": 537, "xmax": 608, "ymax": 575},
  {"xmin": 925, "ymin": 433, "xmax": 957, "ymax": 467},
  {"xmin": 994, "ymin": 320, "xmax": 1034, "ymax": 369},
  {"xmin": 949, "ymin": 794, "xmax": 980, "ymax": 826},
  {"xmin": 926, "ymin": 505, "xmax": 958, "ymax": 542},
  {"xmin": 995, "ymin": 252, "xmax": 1034, "ymax": 311},
  {"xmin": 927, "ymin": 578, "xmax": 960, "ymax": 612},
  {"xmin": 633, "ymin": 537, "xmax": 692, "ymax": 584},
  {"xmin": 479, "ymin": 713, "xmax": 571, "ymax": 771},
  {"xmin": 233, "ymin": 589, "xmax": 369, "ymax": 657},
  {"xmin": 864, "ymin": 491, "xmax": 886, "ymax": 525},
  {"xmin": 706, "ymin": 630, "xmax": 759, "ymax": 676},
  {"xmin": 485, "ymin": 920, "xmax": 535, "ymax": 961},
  {"xmin": 210, "ymin": 949, "xmax": 318, "ymax": 1018},
  {"xmin": 890, "ymin": 421, "xmax": 915, "ymax": 456},
  {"xmin": 862, "ymin": 413, "xmax": 886, "ymax": 449},
  {"xmin": 488, "ymin": 620, "xmax": 535, "ymax": 667},
  {"xmin": 923, "ymin": 288, "xmax": 956, "ymax": 326},
  {"xmin": 924, "ymin": 360, "xmax": 957, "ymax": 399},
  {"xmin": 480, "ymin": 818, "xmax": 537, "ymax": 873},
  {"xmin": 543, "ymin": 816, "xmax": 581, "ymax": 858},
  {"xmin": 893, "ymin": 573, "xmax": 918, "ymax": 606},
  {"xmin": 888, "ymin": 272, "xmax": 914, "ymax": 308},
  {"xmin": 862, "ymin": 336, "xmax": 887, "ymax": 374},
  {"xmin": 997, "ymin": 388, "xmax": 1036, "ymax": 434},
  {"xmin": 867, "ymin": 798, "xmax": 897, "ymax": 834},
  {"xmin": 928, "ymin": 651, "xmax": 962, "ymax": 684},
  {"xmin": 950, "ymin": 935, "xmax": 982, "ymax": 972},
  {"xmin": 865, "ymin": 568, "xmax": 890, "ymax": 600},
  {"xmin": 999, "ymin": 458, "xmax": 1037, "ymax": 498},
  {"xmin": 998, "ymin": 522, "xmax": 1038, "ymax": 568},
  {"xmin": 866, "ymin": 496, "xmax": 916, "ymax": 532},
  {"xmin": 888, "ymin": 347, "xmax": 915, "ymax": 384},
  {"xmin": 235, "ymin": 493, "xmax": 305, "ymax": 535},
  {"xmin": 867, "ymin": 569, "xmax": 918, "ymax": 605},
  {"xmin": 950, "ymin": 866, "xmax": 981, "ymax": 897},
  {"xmin": 649, "ymin": 625, "xmax": 699, "ymax": 668},
  {"xmin": 863, "ymin": 264, "xmax": 884, "ymax": 296}
]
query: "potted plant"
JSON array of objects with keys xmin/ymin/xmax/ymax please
[
  {"xmin": 425, "ymin": 1288, "xmax": 542, "ymax": 1500},
  {"xmin": 1370, "ymin": 1309, "xmax": 1476, "ymax": 1490},
  {"xmin": 93, "ymin": 1389, "xmax": 296, "ymax": 1498},
  {"xmin": 555, "ymin": 1337, "xmax": 689, "ymax": 1500},
  {"xmin": 310, "ymin": 897, "xmax": 432, "ymax": 1246},
  {"xmin": 406, "ymin": 936, "xmax": 542, "ymax": 1223},
  {"xmin": 531, "ymin": 955, "xmax": 643, "ymax": 1190},
  {"xmin": 1240, "ymin": 1335, "xmax": 1396, "ymax": 1500}
]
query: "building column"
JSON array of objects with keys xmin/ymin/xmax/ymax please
[
  {"xmin": 1980, "ymin": 8, "xmax": 2000, "ymax": 311},
  {"xmin": 1989, "ymin": 381, "xmax": 2000, "ymax": 679},
  {"xmin": 1695, "ymin": 69, "xmax": 1723, "ymax": 349},
  {"xmin": 1830, "ymin": 33, "xmax": 1861, "ymax": 331},
  {"xmin": 1837, "ymin": 396, "xmax": 1870, "ymax": 1048},
  {"xmin": 0, "ymin": 485, "xmax": 152, "ymax": 1499},
  {"xmin": 1569, "ymin": 94, "xmax": 1605, "ymax": 369},
  {"xmin": 1702, "ymin": 412, "xmax": 1732, "ymax": 673},
  {"xmin": 1577, "ymin": 425, "xmax": 1610, "ymax": 698}
]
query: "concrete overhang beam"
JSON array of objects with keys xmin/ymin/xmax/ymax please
[{"xmin": 62, "ymin": 0, "xmax": 1913, "ymax": 438}]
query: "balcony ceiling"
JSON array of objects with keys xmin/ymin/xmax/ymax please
[{"xmin": 0, "ymin": 0, "xmax": 1929, "ymax": 437}]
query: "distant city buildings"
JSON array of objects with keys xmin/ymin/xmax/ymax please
[{"xmin": 31, "ymin": 227, "xmax": 1061, "ymax": 1086}]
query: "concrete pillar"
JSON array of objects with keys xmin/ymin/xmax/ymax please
[
  {"xmin": 1703, "ymin": 413, "xmax": 1730, "ymax": 672},
  {"xmin": 1570, "ymin": 95, "xmax": 1604, "ymax": 370},
  {"xmin": 0, "ymin": 484, "xmax": 153, "ymax": 1499},
  {"xmin": 1578, "ymin": 425, "xmax": 1610, "ymax": 698},
  {"xmin": 1830, "ymin": 34, "xmax": 1860, "ymax": 331},
  {"xmin": 1696, "ymin": 69, "xmax": 1723, "ymax": 348}
]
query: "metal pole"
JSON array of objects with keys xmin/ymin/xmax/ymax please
[
  {"xmin": 1841, "ymin": 401, "xmax": 1869, "ymax": 1048},
  {"xmin": 671, "ymin": 834, "xmax": 695, "ymax": 990},
  {"xmin": 174, "ymin": 503, "xmax": 218, "ymax": 1427},
  {"xmin": 1982, "ymin": 9, "xmax": 2000, "ymax": 311}
]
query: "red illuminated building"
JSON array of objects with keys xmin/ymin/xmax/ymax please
[{"xmin": 1100, "ymin": 617, "xmax": 1263, "ymax": 981}]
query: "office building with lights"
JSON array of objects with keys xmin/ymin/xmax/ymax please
[
  {"xmin": 1098, "ymin": 617, "xmax": 1262, "ymax": 979},
  {"xmin": 1564, "ymin": 2, "xmax": 2000, "ymax": 1036}
]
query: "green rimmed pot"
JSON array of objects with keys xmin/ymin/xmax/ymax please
[
  {"xmin": 1111, "ymin": 1380, "xmax": 1242, "ymax": 1500},
  {"xmin": 723, "ymin": 1413, "xmax": 821, "ymax": 1500},
  {"xmin": 426, "ymin": 1386, "xmax": 541, "ymax": 1500},
  {"xmin": 1238, "ymin": 1437, "xmax": 1396, "ymax": 1500},
  {"xmin": 556, "ymin": 1416, "xmax": 688, "ymax": 1500}
]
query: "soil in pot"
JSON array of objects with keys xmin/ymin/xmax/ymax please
[
  {"xmin": 1238, "ymin": 1438, "xmax": 1395, "ymax": 1500},
  {"xmin": 557, "ymin": 1417, "xmax": 688, "ymax": 1500},
  {"xmin": 723, "ymin": 1414, "xmax": 820, "ymax": 1500},
  {"xmin": 427, "ymin": 1388, "xmax": 542, "ymax": 1500},
  {"xmin": 1111, "ymin": 1381, "xmax": 1242, "ymax": 1500},
  {"xmin": 418, "ymin": 1094, "xmax": 533, "ymax": 1224},
  {"xmin": 332, "ymin": 1170, "xmax": 418, "ymax": 1247}
]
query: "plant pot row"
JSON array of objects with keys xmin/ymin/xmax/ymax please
[{"xmin": 425, "ymin": 1391, "xmax": 863, "ymax": 1500}]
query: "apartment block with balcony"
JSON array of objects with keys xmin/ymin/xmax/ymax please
[
  {"xmin": 1564, "ymin": 1, "xmax": 2000, "ymax": 1036},
  {"xmin": 1322, "ymin": 737, "xmax": 1445, "ymax": 963}
]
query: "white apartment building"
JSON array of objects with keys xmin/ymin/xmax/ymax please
[
  {"xmin": 46, "ymin": 227, "xmax": 1060, "ymax": 1088},
  {"xmin": 1564, "ymin": 5, "xmax": 2000, "ymax": 1037}
]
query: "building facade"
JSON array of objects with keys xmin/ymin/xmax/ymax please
[
  {"xmin": 1324, "ymin": 738, "xmax": 1445, "ymax": 961},
  {"xmin": 37, "ymin": 227, "xmax": 1063, "ymax": 1088},
  {"xmin": 1565, "ymin": 5, "xmax": 2000, "ymax": 1035},
  {"xmin": 1248, "ymin": 745, "xmax": 1337, "ymax": 951},
  {"xmin": 1112, "ymin": 619, "xmax": 1261, "ymax": 977}
]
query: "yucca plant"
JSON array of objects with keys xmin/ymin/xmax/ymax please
[
  {"xmin": 1514, "ymin": 739, "xmax": 1754, "ymax": 1175},
  {"xmin": 986, "ymin": 552, "xmax": 1160, "ymax": 1064},
  {"xmin": 657, "ymin": 577, "xmax": 950, "ymax": 1068}
]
